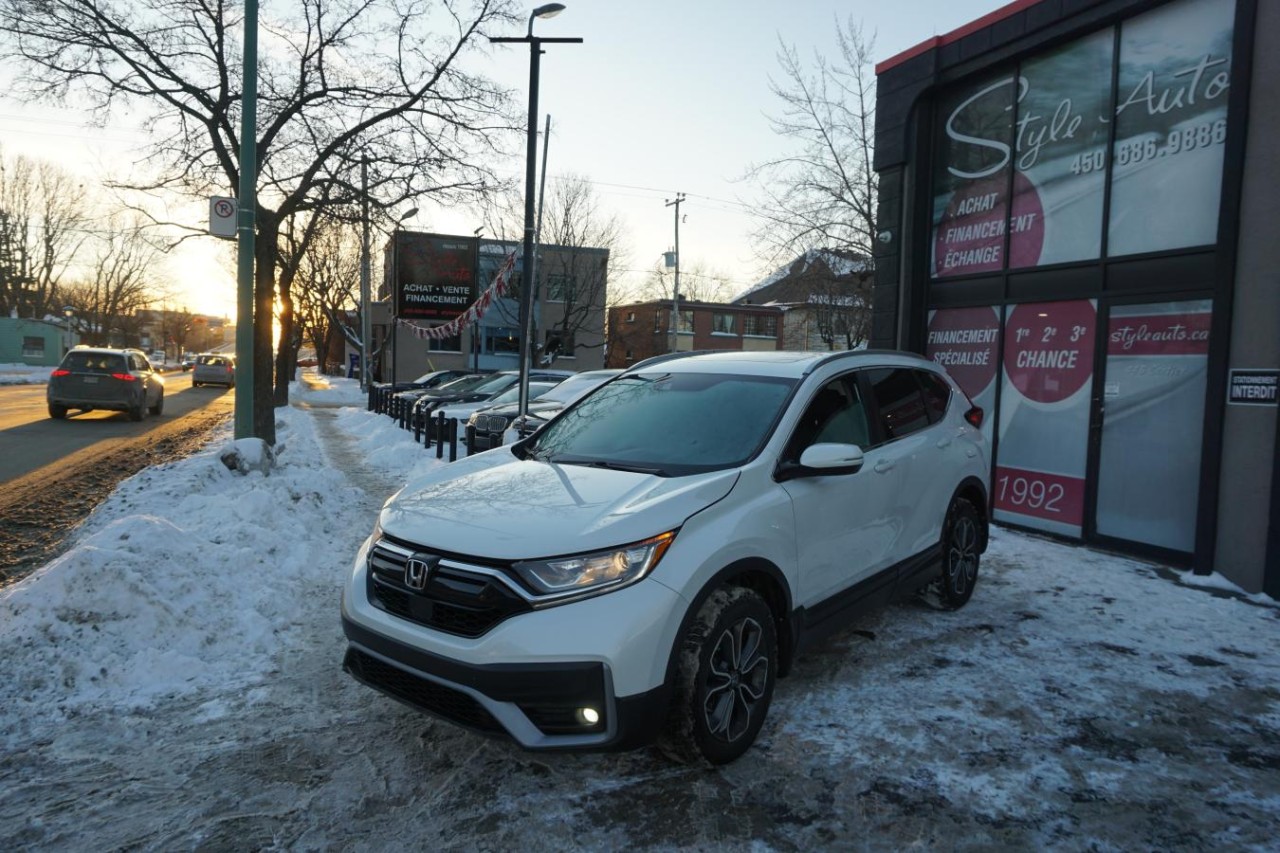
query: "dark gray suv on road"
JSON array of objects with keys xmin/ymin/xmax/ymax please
[{"xmin": 47, "ymin": 347, "xmax": 165, "ymax": 421}]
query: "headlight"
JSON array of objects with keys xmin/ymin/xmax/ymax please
[{"xmin": 513, "ymin": 531, "xmax": 676, "ymax": 599}]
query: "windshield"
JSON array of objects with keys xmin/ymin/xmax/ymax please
[
  {"xmin": 435, "ymin": 373, "xmax": 493, "ymax": 393},
  {"xmin": 491, "ymin": 383, "xmax": 557, "ymax": 405},
  {"xmin": 538, "ymin": 373, "xmax": 616, "ymax": 404},
  {"xmin": 470, "ymin": 374, "xmax": 519, "ymax": 395},
  {"xmin": 527, "ymin": 372, "xmax": 796, "ymax": 476}
]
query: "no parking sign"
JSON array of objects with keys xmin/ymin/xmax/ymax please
[{"xmin": 209, "ymin": 196, "xmax": 237, "ymax": 239}]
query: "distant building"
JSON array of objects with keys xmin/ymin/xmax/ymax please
[
  {"xmin": 605, "ymin": 249, "xmax": 872, "ymax": 369},
  {"xmin": 732, "ymin": 249, "xmax": 872, "ymax": 353},
  {"xmin": 605, "ymin": 300, "xmax": 785, "ymax": 368},
  {"xmin": 373, "ymin": 232, "xmax": 608, "ymax": 382},
  {"xmin": 0, "ymin": 317, "xmax": 74, "ymax": 365}
]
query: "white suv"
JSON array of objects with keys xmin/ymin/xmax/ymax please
[{"xmin": 341, "ymin": 350, "xmax": 991, "ymax": 763}]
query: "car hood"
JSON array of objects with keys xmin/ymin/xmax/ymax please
[
  {"xmin": 381, "ymin": 450, "xmax": 739, "ymax": 560},
  {"xmin": 472, "ymin": 399, "xmax": 562, "ymax": 419}
]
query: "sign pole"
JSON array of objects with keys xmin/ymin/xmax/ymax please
[{"xmin": 234, "ymin": 0, "xmax": 258, "ymax": 440}]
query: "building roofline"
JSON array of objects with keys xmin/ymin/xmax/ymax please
[{"xmin": 875, "ymin": 0, "xmax": 1043, "ymax": 75}]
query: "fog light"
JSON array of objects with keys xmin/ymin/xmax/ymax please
[{"xmin": 576, "ymin": 707, "xmax": 600, "ymax": 726}]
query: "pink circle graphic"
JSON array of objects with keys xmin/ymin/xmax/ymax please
[
  {"xmin": 926, "ymin": 307, "xmax": 1000, "ymax": 399},
  {"xmin": 934, "ymin": 170, "xmax": 1045, "ymax": 277},
  {"xmin": 1003, "ymin": 301, "xmax": 1095, "ymax": 405}
]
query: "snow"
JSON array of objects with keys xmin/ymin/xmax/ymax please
[
  {"xmin": 0, "ymin": 363, "xmax": 53, "ymax": 385},
  {"xmin": 1, "ymin": 372, "xmax": 1278, "ymax": 849},
  {"xmin": 731, "ymin": 249, "xmax": 871, "ymax": 304}
]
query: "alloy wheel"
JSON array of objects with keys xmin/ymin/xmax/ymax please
[
  {"xmin": 947, "ymin": 513, "xmax": 980, "ymax": 596},
  {"xmin": 702, "ymin": 616, "xmax": 769, "ymax": 743}
]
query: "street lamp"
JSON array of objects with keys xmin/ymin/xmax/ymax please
[
  {"xmin": 389, "ymin": 206, "xmax": 419, "ymax": 389},
  {"xmin": 62, "ymin": 306, "xmax": 75, "ymax": 356},
  {"xmin": 491, "ymin": 5, "xmax": 581, "ymax": 420}
]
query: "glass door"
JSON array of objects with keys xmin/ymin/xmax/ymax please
[{"xmin": 1093, "ymin": 299, "xmax": 1212, "ymax": 553}]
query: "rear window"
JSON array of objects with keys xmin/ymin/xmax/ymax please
[
  {"xmin": 62, "ymin": 352, "xmax": 126, "ymax": 373},
  {"xmin": 917, "ymin": 370, "xmax": 953, "ymax": 424},
  {"xmin": 198, "ymin": 356, "xmax": 229, "ymax": 366}
]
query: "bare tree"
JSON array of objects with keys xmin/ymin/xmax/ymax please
[
  {"xmin": 0, "ymin": 149, "xmax": 90, "ymax": 318},
  {"xmin": 292, "ymin": 215, "xmax": 360, "ymax": 375},
  {"xmin": 480, "ymin": 173, "xmax": 626, "ymax": 362},
  {"xmin": 60, "ymin": 217, "xmax": 166, "ymax": 346},
  {"xmin": 630, "ymin": 259, "xmax": 737, "ymax": 305},
  {"xmin": 743, "ymin": 18, "xmax": 878, "ymax": 270},
  {"xmin": 0, "ymin": 0, "xmax": 519, "ymax": 443}
]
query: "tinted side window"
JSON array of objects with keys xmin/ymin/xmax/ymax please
[
  {"xmin": 917, "ymin": 370, "xmax": 952, "ymax": 424},
  {"xmin": 133, "ymin": 354, "xmax": 150, "ymax": 371},
  {"xmin": 865, "ymin": 368, "xmax": 931, "ymax": 440},
  {"xmin": 784, "ymin": 376, "xmax": 871, "ymax": 461}
]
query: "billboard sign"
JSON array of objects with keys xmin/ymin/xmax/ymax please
[{"xmin": 394, "ymin": 234, "xmax": 478, "ymax": 321}]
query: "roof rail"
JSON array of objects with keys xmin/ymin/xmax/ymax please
[
  {"xmin": 624, "ymin": 350, "xmax": 716, "ymax": 372},
  {"xmin": 802, "ymin": 348, "xmax": 931, "ymax": 376}
]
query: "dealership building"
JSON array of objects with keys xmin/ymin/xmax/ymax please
[
  {"xmin": 370, "ymin": 231, "xmax": 607, "ymax": 383},
  {"xmin": 872, "ymin": 0, "xmax": 1276, "ymax": 595}
]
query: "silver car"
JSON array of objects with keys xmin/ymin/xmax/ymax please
[
  {"xmin": 47, "ymin": 347, "xmax": 165, "ymax": 421},
  {"xmin": 192, "ymin": 354, "xmax": 236, "ymax": 388}
]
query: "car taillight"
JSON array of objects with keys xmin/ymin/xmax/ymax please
[
  {"xmin": 51, "ymin": 369, "xmax": 70, "ymax": 377},
  {"xmin": 111, "ymin": 373, "xmax": 137, "ymax": 382},
  {"xmin": 965, "ymin": 406, "xmax": 984, "ymax": 428}
]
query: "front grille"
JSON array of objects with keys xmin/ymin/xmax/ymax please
[
  {"xmin": 344, "ymin": 649, "xmax": 503, "ymax": 733},
  {"xmin": 367, "ymin": 540, "xmax": 531, "ymax": 637},
  {"xmin": 472, "ymin": 414, "xmax": 509, "ymax": 434}
]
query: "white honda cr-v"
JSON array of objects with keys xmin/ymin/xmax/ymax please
[{"xmin": 342, "ymin": 350, "xmax": 991, "ymax": 763}]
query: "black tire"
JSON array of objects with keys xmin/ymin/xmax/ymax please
[
  {"xmin": 128, "ymin": 394, "xmax": 146, "ymax": 422},
  {"xmin": 48, "ymin": 403, "xmax": 67, "ymax": 419},
  {"xmin": 149, "ymin": 391, "xmax": 164, "ymax": 416},
  {"xmin": 932, "ymin": 498, "xmax": 981, "ymax": 609},
  {"xmin": 661, "ymin": 586, "xmax": 777, "ymax": 765},
  {"xmin": 193, "ymin": 381, "xmax": 201, "ymax": 387}
]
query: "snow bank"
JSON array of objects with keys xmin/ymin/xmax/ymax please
[{"xmin": 0, "ymin": 363, "xmax": 53, "ymax": 385}]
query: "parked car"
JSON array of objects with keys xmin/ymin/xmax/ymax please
[
  {"xmin": 47, "ymin": 347, "xmax": 165, "ymax": 421},
  {"xmin": 380, "ymin": 369, "xmax": 481, "ymax": 395},
  {"xmin": 342, "ymin": 350, "xmax": 991, "ymax": 764},
  {"xmin": 434, "ymin": 382, "xmax": 561, "ymax": 438},
  {"xmin": 467, "ymin": 369, "xmax": 622, "ymax": 450},
  {"xmin": 180, "ymin": 353, "xmax": 197, "ymax": 371},
  {"xmin": 391, "ymin": 373, "xmax": 493, "ymax": 416},
  {"xmin": 409, "ymin": 369, "xmax": 574, "ymax": 419},
  {"xmin": 192, "ymin": 354, "xmax": 236, "ymax": 388}
]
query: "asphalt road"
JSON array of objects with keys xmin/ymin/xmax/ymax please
[{"xmin": 0, "ymin": 371, "xmax": 235, "ymax": 582}]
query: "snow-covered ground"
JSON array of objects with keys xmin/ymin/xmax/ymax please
[
  {"xmin": 0, "ymin": 363, "xmax": 54, "ymax": 385},
  {"xmin": 2, "ymin": 375, "xmax": 1278, "ymax": 851}
]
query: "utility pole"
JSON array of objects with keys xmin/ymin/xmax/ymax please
[
  {"xmin": 665, "ymin": 193, "xmax": 685, "ymax": 353},
  {"xmin": 359, "ymin": 156, "xmax": 371, "ymax": 391},
  {"xmin": 233, "ymin": 0, "xmax": 258, "ymax": 440}
]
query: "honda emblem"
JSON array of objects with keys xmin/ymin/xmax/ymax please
[{"xmin": 404, "ymin": 555, "xmax": 438, "ymax": 591}]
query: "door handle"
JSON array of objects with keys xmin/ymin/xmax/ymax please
[
  {"xmin": 873, "ymin": 459, "xmax": 894, "ymax": 474},
  {"xmin": 936, "ymin": 436, "xmax": 952, "ymax": 449}
]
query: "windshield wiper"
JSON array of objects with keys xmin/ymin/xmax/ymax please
[{"xmin": 574, "ymin": 459, "xmax": 667, "ymax": 476}]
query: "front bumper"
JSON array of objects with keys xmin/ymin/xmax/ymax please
[
  {"xmin": 342, "ymin": 616, "xmax": 669, "ymax": 750},
  {"xmin": 341, "ymin": 537, "xmax": 686, "ymax": 751}
]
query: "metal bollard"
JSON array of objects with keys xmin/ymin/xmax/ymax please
[
  {"xmin": 465, "ymin": 424, "xmax": 476, "ymax": 456},
  {"xmin": 436, "ymin": 412, "xmax": 446, "ymax": 459},
  {"xmin": 449, "ymin": 419, "xmax": 458, "ymax": 462},
  {"xmin": 412, "ymin": 405, "xmax": 422, "ymax": 443}
]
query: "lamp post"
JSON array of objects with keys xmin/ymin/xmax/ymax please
[
  {"xmin": 490, "ymin": 4, "xmax": 581, "ymax": 419},
  {"xmin": 388, "ymin": 206, "xmax": 419, "ymax": 389},
  {"xmin": 62, "ymin": 306, "xmax": 74, "ymax": 356}
]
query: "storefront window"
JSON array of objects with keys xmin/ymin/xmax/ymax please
[
  {"xmin": 1108, "ymin": 0, "xmax": 1234, "ymax": 257},
  {"xmin": 931, "ymin": 71, "xmax": 1015, "ymax": 278},
  {"xmin": 925, "ymin": 306, "xmax": 1001, "ymax": 444},
  {"xmin": 484, "ymin": 326, "xmax": 520, "ymax": 356},
  {"xmin": 994, "ymin": 299, "xmax": 1097, "ymax": 537},
  {"xmin": 1095, "ymin": 300, "xmax": 1212, "ymax": 551},
  {"xmin": 1009, "ymin": 30, "xmax": 1113, "ymax": 268}
]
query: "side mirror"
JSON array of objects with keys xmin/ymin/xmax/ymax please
[{"xmin": 776, "ymin": 443, "xmax": 865, "ymax": 482}]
